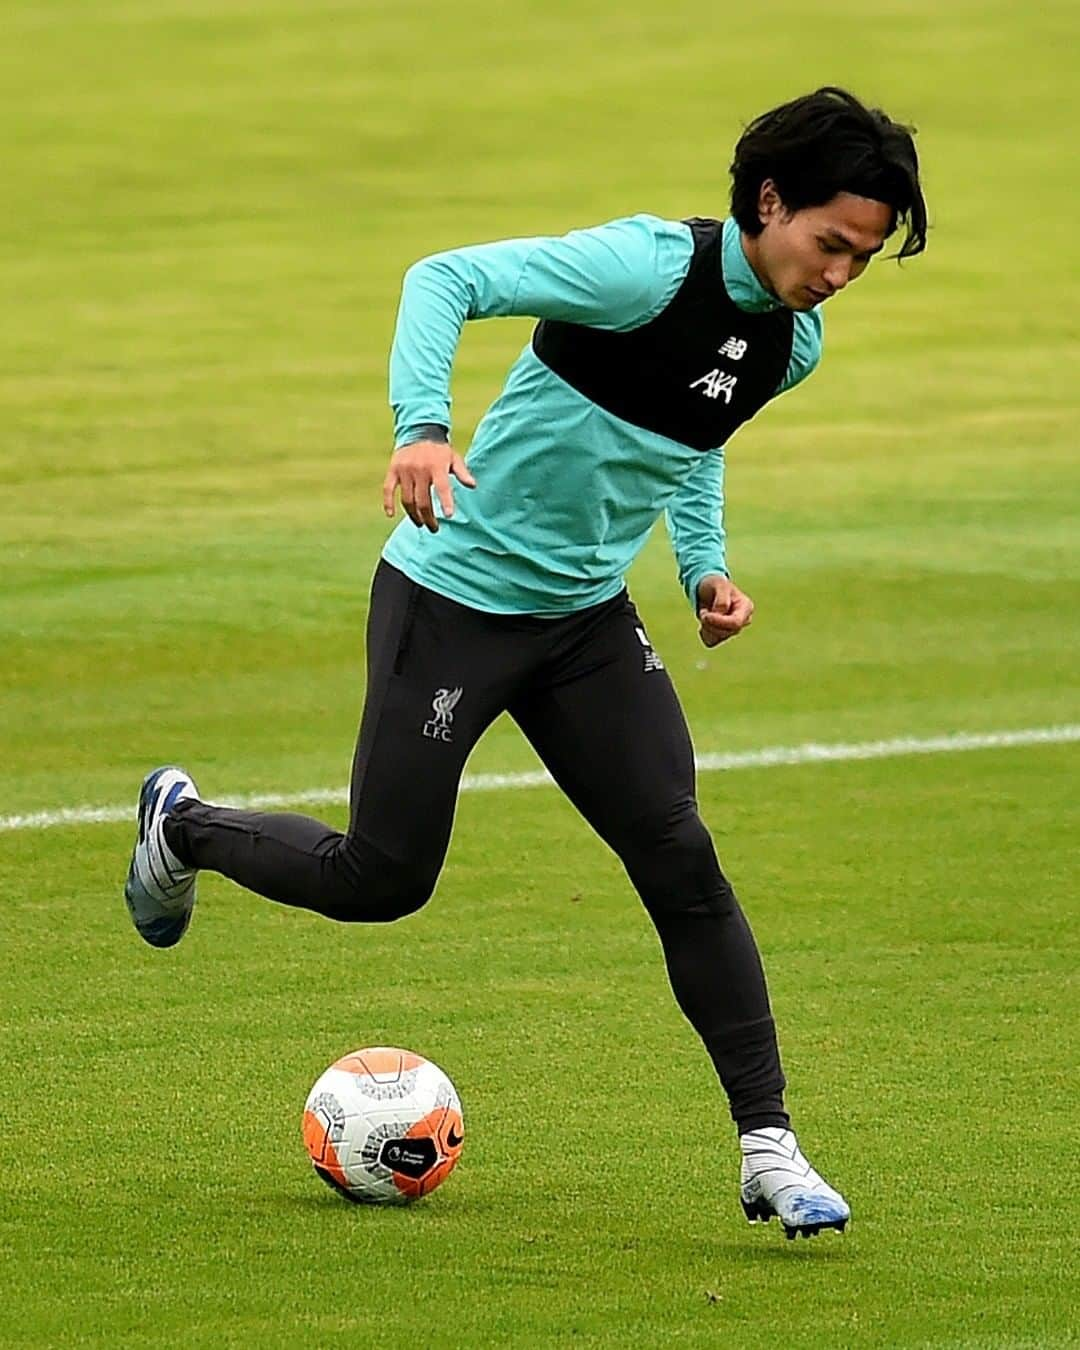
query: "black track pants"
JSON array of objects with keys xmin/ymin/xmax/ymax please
[{"xmin": 166, "ymin": 560, "xmax": 788, "ymax": 1133}]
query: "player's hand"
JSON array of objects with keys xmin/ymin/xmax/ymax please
[
  {"xmin": 696, "ymin": 574, "xmax": 754, "ymax": 647},
  {"xmin": 382, "ymin": 440, "xmax": 477, "ymax": 532}
]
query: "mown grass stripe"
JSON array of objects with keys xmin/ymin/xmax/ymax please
[{"xmin": 3, "ymin": 723, "xmax": 1076, "ymax": 833}]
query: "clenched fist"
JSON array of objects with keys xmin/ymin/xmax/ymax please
[{"xmin": 696, "ymin": 573, "xmax": 755, "ymax": 647}]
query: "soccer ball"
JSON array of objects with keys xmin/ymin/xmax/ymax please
[{"xmin": 302, "ymin": 1047, "xmax": 464, "ymax": 1205}]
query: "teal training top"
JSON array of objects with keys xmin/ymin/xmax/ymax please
[{"xmin": 383, "ymin": 214, "xmax": 822, "ymax": 616}]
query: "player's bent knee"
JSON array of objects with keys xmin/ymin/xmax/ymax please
[
  {"xmin": 617, "ymin": 801, "xmax": 735, "ymax": 918},
  {"xmin": 326, "ymin": 837, "xmax": 439, "ymax": 923},
  {"xmin": 321, "ymin": 871, "xmax": 436, "ymax": 924},
  {"xmin": 363, "ymin": 877, "xmax": 434, "ymax": 923}
]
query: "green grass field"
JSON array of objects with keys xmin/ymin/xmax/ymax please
[{"xmin": 2, "ymin": 0, "xmax": 1078, "ymax": 1345}]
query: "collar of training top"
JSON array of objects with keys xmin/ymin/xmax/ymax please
[{"xmin": 720, "ymin": 214, "xmax": 785, "ymax": 314}]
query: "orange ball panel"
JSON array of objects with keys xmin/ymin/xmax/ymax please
[
  {"xmin": 332, "ymin": 1047, "xmax": 425, "ymax": 1078},
  {"xmin": 302, "ymin": 1108, "xmax": 350, "ymax": 1189},
  {"xmin": 392, "ymin": 1105, "xmax": 464, "ymax": 1199}
]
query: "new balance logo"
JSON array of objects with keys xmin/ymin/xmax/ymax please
[
  {"xmin": 689, "ymin": 368, "xmax": 738, "ymax": 403},
  {"xmin": 718, "ymin": 336, "xmax": 748, "ymax": 360},
  {"xmin": 635, "ymin": 626, "xmax": 664, "ymax": 672},
  {"xmin": 423, "ymin": 686, "xmax": 463, "ymax": 742}
]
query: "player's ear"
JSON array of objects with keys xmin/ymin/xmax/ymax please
[{"xmin": 758, "ymin": 178, "xmax": 783, "ymax": 226}]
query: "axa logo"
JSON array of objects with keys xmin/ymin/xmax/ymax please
[
  {"xmin": 689, "ymin": 335, "xmax": 748, "ymax": 404},
  {"xmin": 423, "ymin": 686, "xmax": 463, "ymax": 742},
  {"xmin": 690, "ymin": 369, "xmax": 737, "ymax": 402}
]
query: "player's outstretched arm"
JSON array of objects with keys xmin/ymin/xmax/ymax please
[
  {"xmin": 387, "ymin": 215, "xmax": 690, "ymax": 530},
  {"xmin": 389, "ymin": 215, "xmax": 689, "ymax": 449}
]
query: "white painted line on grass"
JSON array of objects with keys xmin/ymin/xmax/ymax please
[{"xmin": 1, "ymin": 724, "xmax": 1077, "ymax": 835}]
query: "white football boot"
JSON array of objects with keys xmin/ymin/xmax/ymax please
[
  {"xmin": 740, "ymin": 1127, "xmax": 850, "ymax": 1239},
  {"xmin": 123, "ymin": 766, "xmax": 201, "ymax": 948}
]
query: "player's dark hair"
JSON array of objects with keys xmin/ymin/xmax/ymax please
[{"xmin": 730, "ymin": 86, "xmax": 928, "ymax": 259}]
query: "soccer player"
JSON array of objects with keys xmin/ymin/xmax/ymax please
[{"xmin": 125, "ymin": 87, "xmax": 927, "ymax": 1238}]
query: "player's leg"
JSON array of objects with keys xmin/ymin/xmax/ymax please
[
  {"xmin": 126, "ymin": 561, "xmax": 507, "ymax": 944},
  {"xmin": 510, "ymin": 594, "xmax": 786, "ymax": 1132},
  {"xmin": 509, "ymin": 592, "xmax": 849, "ymax": 1236}
]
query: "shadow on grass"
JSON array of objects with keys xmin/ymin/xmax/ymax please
[
  {"xmin": 255, "ymin": 1183, "xmax": 463, "ymax": 1221},
  {"xmin": 710, "ymin": 1237, "xmax": 855, "ymax": 1264},
  {"xmin": 265, "ymin": 1185, "xmax": 857, "ymax": 1267}
]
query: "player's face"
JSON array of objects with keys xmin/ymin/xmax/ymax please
[{"xmin": 744, "ymin": 185, "xmax": 892, "ymax": 311}]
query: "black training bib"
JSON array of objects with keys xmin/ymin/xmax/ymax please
[{"xmin": 532, "ymin": 218, "xmax": 795, "ymax": 451}]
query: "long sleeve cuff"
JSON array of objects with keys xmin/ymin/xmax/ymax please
[{"xmin": 395, "ymin": 422, "xmax": 450, "ymax": 448}]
